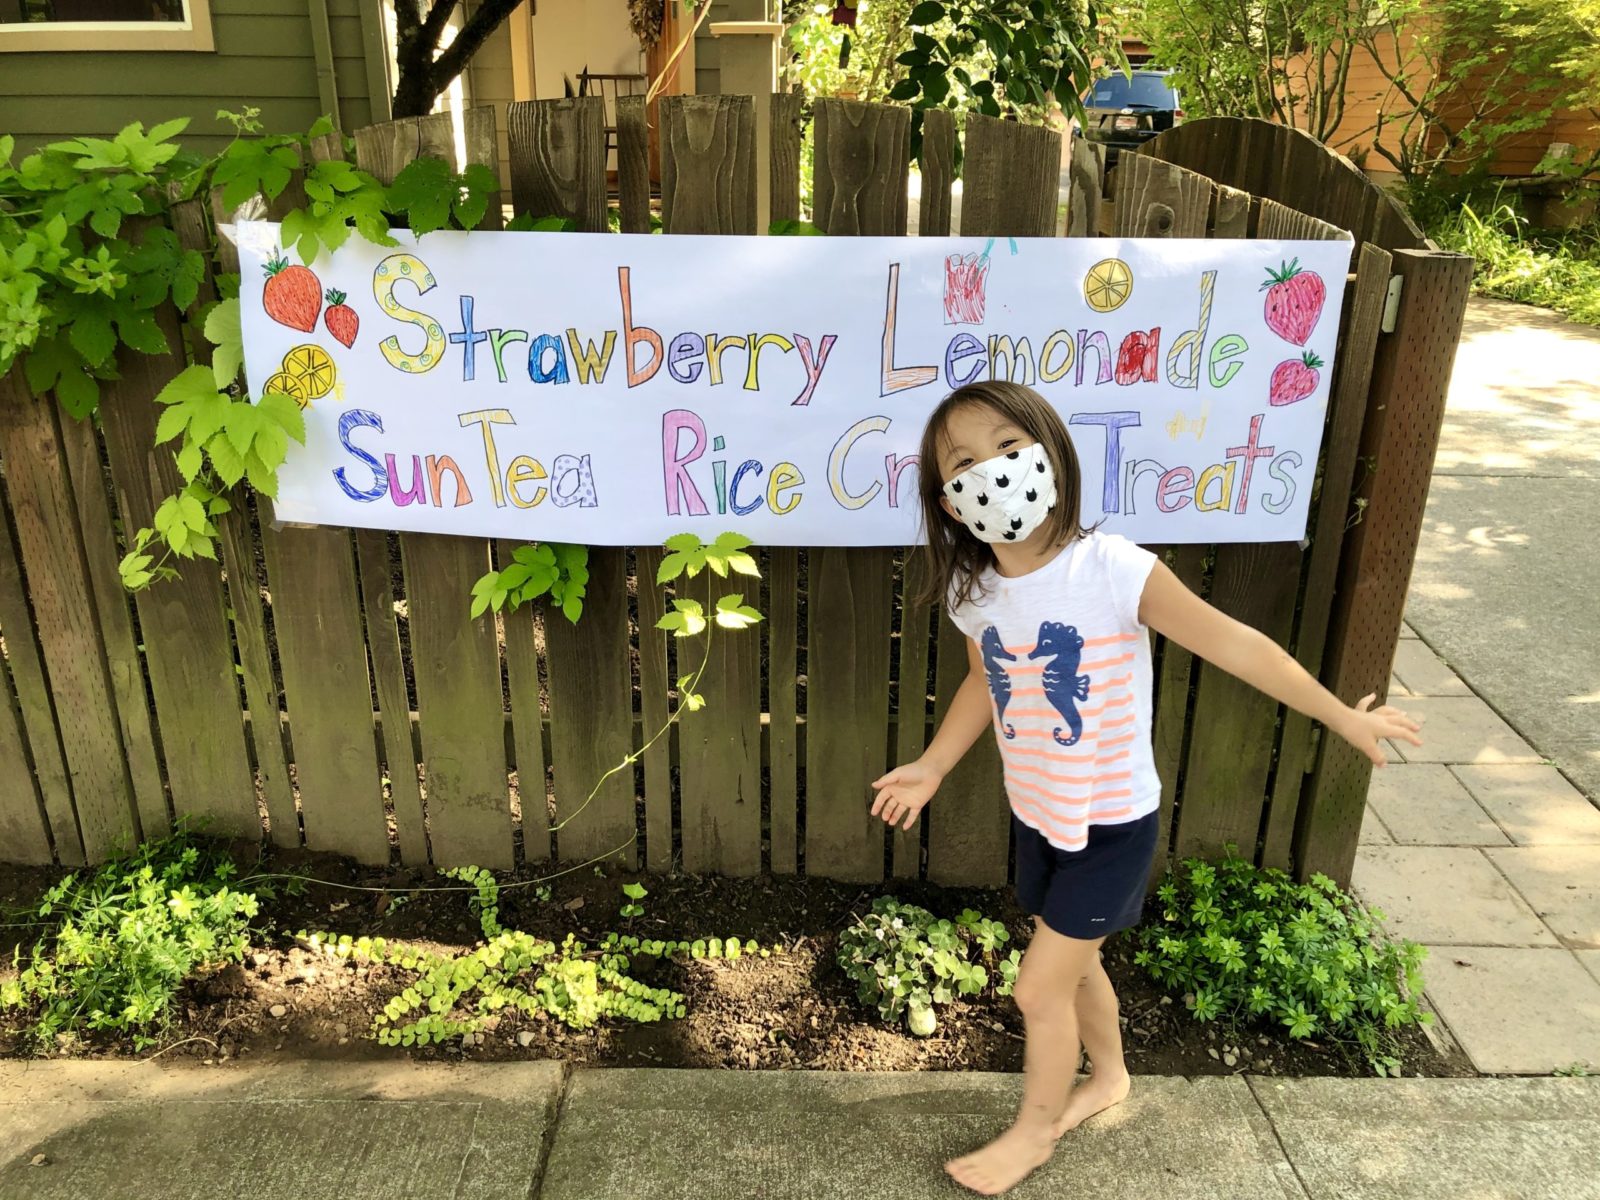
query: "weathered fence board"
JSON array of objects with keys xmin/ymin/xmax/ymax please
[
  {"xmin": 647, "ymin": 94, "xmax": 765, "ymax": 875},
  {"xmin": 544, "ymin": 548, "xmax": 636, "ymax": 865},
  {"xmin": 356, "ymin": 528, "xmax": 428, "ymax": 863},
  {"xmin": 0, "ymin": 465, "xmax": 58, "ymax": 864},
  {"xmin": 402, "ymin": 533, "xmax": 512, "ymax": 869},
  {"xmin": 354, "ymin": 110, "xmax": 513, "ymax": 869},
  {"xmin": 1175, "ymin": 201, "xmax": 1352, "ymax": 860},
  {"xmin": 660, "ymin": 95, "xmax": 758, "ymax": 235},
  {"xmin": 917, "ymin": 109, "xmax": 957, "ymax": 238},
  {"xmin": 258, "ymin": 520, "xmax": 388, "ymax": 861},
  {"xmin": 892, "ymin": 551, "xmax": 934, "ymax": 879},
  {"xmin": 1110, "ymin": 157, "xmax": 1217, "ymax": 869},
  {"xmin": 766, "ymin": 548, "xmax": 801, "ymax": 875},
  {"xmin": 765, "ymin": 113, "xmax": 803, "ymax": 869},
  {"xmin": 497, "ymin": 539, "xmax": 551, "ymax": 864},
  {"xmin": 925, "ymin": 112, "xmax": 1062, "ymax": 888},
  {"xmin": 770, "ymin": 91, "xmax": 805, "ymax": 229},
  {"xmin": 57, "ymin": 413, "xmax": 168, "ymax": 843},
  {"xmin": 1262, "ymin": 242, "xmax": 1393, "ymax": 869},
  {"xmin": 178, "ymin": 191, "xmax": 299, "ymax": 847},
  {"xmin": 616, "ymin": 95, "xmax": 652, "ymax": 235},
  {"xmin": 1301, "ymin": 248, "xmax": 1474, "ymax": 881},
  {"xmin": 507, "ymin": 98, "xmax": 609, "ymax": 231},
  {"xmin": 801, "ymin": 98, "xmax": 912, "ymax": 883},
  {"xmin": 632, "ymin": 546, "xmax": 674, "ymax": 872},
  {"xmin": 96, "ymin": 307, "xmax": 259, "ymax": 838},
  {"xmin": 0, "ymin": 378, "xmax": 139, "ymax": 862}
]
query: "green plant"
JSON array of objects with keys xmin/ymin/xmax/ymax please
[
  {"xmin": 1361, "ymin": 0, "xmax": 1600, "ymax": 191},
  {"xmin": 887, "ymin": 0, "xmax": 1109, "ymax": 125},
  {"xmin": 619, "ymin": 882, "xmax": 648, "ymax": 920},
  {"xmin": 470, "ymin": 541, "xmax": 590, "ymax": 624},
  {"xmin": 0, "ymin": 830, "xmax": 265, "ymax": 1050},
  {"xmin": 1434, "ymin": 202, "xmax": 1600, "ymax": 327},
  {"xmin": 1554, "ymin": 1062, "xmax": 1593, "ymax": 1077},
  {"xmin": 538, "ymin": 530, "xmax": 762, "ymax": 853},
  {"xmin": 837, "ymin": 897, "xmax": 1021, "ymax": 1036},
  {"xmin": 1131, "ymin": 0, "xmax": 1371, "ymax": 139},
  {"xmin": 1135, "ymin": 851, "xmax": 1431, "ymax": 1074},
  {"xmin": 302, "ymin": 865, "xmax": 781, "ymax": 1047},
  {"xmin": 0, "ymin": 108, "xmax": 513, "ymax": 593}
]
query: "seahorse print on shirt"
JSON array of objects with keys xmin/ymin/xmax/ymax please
[
  {"xmin": 979, "ymin": 625, "xmax": 1018, "ymax": 738},
  {"xmin": 1029, "ymin": 620, "xmax": 1090, "ymax": 745}
]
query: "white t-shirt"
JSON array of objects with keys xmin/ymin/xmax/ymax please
[{"xmin": 947, "ymin": 530, "xmax": 1162, "ymax": 852}]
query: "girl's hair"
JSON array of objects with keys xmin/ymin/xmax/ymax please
[{"xmin": 913, "ymin": 380, "xmax": 1089, "ymax": 612}]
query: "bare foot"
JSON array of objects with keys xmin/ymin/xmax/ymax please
[
  {"xmin": 1050, "ymin": 1068, "xmax": 1131, "ymax": 1137},
  {"xmin": 944, "ymin": 1123, "xmax": 1056, "ymax": 1196}
]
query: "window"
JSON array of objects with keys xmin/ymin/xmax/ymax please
[
  {"xmin": 0, "ymin": 0, "xmax": 214, "ymax": 52},
  {"xmin": 1087, "ymin": 74, "xmax": 1179, "ymax": 110}
]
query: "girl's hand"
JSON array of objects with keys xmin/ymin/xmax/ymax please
[
  {"xmin": 1337, "ymin": 694, "xmax": 1423, "ymax": 766},
  {"xmin": 871, "ymin": 760, "xmax": 943, "ymax": 831}
]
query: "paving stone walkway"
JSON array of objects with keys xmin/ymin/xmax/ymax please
[{"xmin": 1350, "ymin": 298, "xmax": 1600, "ymax": 1075}]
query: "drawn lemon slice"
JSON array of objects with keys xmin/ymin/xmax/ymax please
[
  {"xmin": 261, "ymin": 371, "xmax": 309, "ymax": 407},
  {"xmin": 1084, "ymin": 257, "xmax": 1133, "ymax": 313},
  {"xmin": 282, "ymin": 343, "xmax": 337, "ymax": 400}
]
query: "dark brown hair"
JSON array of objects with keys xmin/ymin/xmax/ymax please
[{"xmin": 912, "ymin": 380, "xmax": 1089, "ymax": 612}]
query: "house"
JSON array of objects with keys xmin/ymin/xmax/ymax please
[
  {"xmin": 1300, "ymin": 17, "xmax": 1597, "ymax": 222},
  {"xmin": 0, "ymin": 0, "xmax": 781, "ymax": 193}
]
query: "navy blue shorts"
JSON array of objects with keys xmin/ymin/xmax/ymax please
[{"xmin": 1013, "ymin": 810, "xmax": 1161, "ymax": 940}]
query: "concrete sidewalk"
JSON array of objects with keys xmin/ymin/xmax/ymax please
[
  {"xmin": 1347, "ymin": 298, "xmax": 1600, "ymax": 1077},
  {"xmin": 2, "ymin": 1061, "xmax": 1598, "ymax": 1200}
]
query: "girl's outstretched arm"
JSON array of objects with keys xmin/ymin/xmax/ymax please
[
  {"xmin": 870, "ymin": 635, "xmax": 993, "ymax": 830},
  {"xmin": 1138, "ymin": 561, "xmax": 1422, "ymax": 766}
]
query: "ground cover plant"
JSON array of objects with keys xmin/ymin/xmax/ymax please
[
  {"xmin": 0, "ymin": 845, "xmax": 1468, "ymax": 1078},
  {"xmin": 0, "ymin": 829, "xmax": 272, "ymax": 1050},
  {"xmin": 837, "ymin": 896, "xmax": 1022, "ymax": 1036},
  {"xmin": 1136, "ymin": 850, "xmax": 1431, "ymax": 1075},
  {"xmin": 1434, "ymin": 202, "xmax": 1600, "ymax": 327}
]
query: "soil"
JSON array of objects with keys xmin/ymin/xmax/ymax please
[{"xmin": 0, "ymin": 846, "xmax": 1475, "ymax": 1078}]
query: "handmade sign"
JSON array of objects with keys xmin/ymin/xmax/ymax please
[{"xmin": 235, "ymin": 221, "xmax": 1352, "ymax": 546}]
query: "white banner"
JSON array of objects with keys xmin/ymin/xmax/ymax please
[{"xmin": 236, "ymin": 221, "xmax": 1352, "ymax": 545}]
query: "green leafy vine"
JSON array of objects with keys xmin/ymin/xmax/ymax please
[{"xmin": 0, "ymin": 108, "xmax": 595, "ymax": 623}]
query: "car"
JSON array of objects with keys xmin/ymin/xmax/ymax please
[{"xmin": 1076, "ymin": 69, "xmax": 1184, "ymax": 166}]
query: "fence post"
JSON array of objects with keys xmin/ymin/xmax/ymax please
[
  {"xmin": 1296, "ymin": 248, "xmax": 1475, "ymax": 885},
  {"xmin": 925, "ymin": 112, "xmax": 1061, "ymax": 888},
  {"xmin": 354, "ymin": 109, "xmax": 516, "ymax": 869}
]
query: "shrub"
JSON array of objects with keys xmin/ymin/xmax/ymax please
[
  {"xmin": 837, "ymin": 896, "xmax": 1021, "ymax": 1036},
  {"xmin": 0, "ymin": 831, "xmax": 261, "ymax": 1050},
  {"xmin": 1135, "ymin": 852, "xmax": 1430, "ymax": 1074},
  {"xmin": 1435, "ymin": 202, "xmax": 1600, "ymax": 327}
]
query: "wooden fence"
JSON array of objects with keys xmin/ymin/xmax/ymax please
[{"xmin": 0, "ymin": 101, "xmax": 1472, "ymax": 889}]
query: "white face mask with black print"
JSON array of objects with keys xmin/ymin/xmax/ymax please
[{"xmin": 942, "ymin": 442, "xmax": 1058, "ymax": 544}]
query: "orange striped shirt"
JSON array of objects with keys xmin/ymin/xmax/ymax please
[{"xmin": 948, "ymin": 531, "xmax": 1161, "ymax": 852}]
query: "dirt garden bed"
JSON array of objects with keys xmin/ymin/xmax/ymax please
[{"xmin": 0, "ymin": 846, "xmax": 1473, "ymax": 1078}]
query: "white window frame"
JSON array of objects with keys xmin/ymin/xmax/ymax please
[{"xmin": 0, "ymin": 0, "xmax": 214, "ymax": 52}]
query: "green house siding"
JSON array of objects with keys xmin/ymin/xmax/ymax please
[{"xmin": 0, "ymin": 0, "xmax": 386, "ymax": 155}]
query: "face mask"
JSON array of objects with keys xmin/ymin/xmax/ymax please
[{"xmin": 942, "ymin": 443, "xmax": 1057, "ymax": 543}]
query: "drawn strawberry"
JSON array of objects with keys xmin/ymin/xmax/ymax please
[
  {"xmin": 323, "ymin": 289, "xmax": 359, "ymax": 348},
  {"xmin": 262, "ymin": 251, "xmax": 322, "ymax": 333},
  {"xmin": 1114, "ymin": 327, "xmax": 1160, "ymax": 386},
  {"xmin": 1269, "ymin": 352, "xmax": 1324, "ymax": 406},
  {"xmin": 1261, "ymin": 259, "xmax": 1326, "ymax": 346}
]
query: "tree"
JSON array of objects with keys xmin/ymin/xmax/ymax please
[
  {"xmin": 1130, "ymin": 0, "xmax": 1372, "ymax": 142},
  {"xmin": 1360, "ymin": 0, "xmax": 1600, "ymax": 194},
  {"xmin": 390, "ymin": 0, "xmax": 523, "ymax": 118}
]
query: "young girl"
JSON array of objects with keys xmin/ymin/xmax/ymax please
[{"xmin": 870, "ymin": 380, "xmax": 1422, "ymax": 1197}]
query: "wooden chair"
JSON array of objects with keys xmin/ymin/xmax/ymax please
[{"xmin": 577, "ymin": 68, "xmax": 648, "ymax": 166}]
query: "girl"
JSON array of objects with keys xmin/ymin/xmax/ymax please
[{"xmin": 870, "ymin": 380, "xmax": 1422, "ymax": 1197}]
